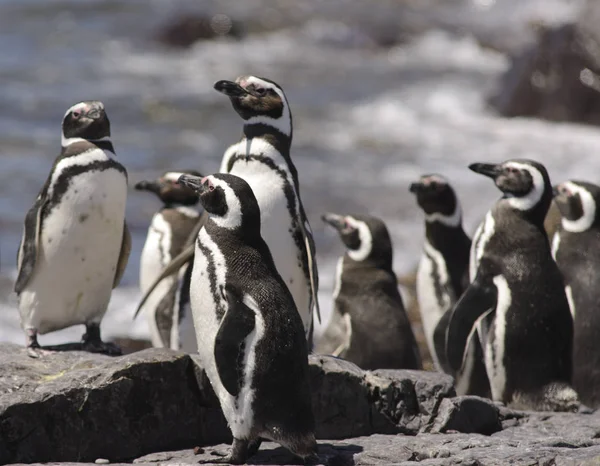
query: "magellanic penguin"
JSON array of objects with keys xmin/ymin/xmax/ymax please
[
  {"xmin": 135, "ymin": 170, "xmax": 203, "ymax": 352},
  {"xmin": 15, "ymin": 101, "xmax": 130, "ymax": 358},
  {"xmin": 552, "ymin": 180, "xmax": 600, "ymax": 408},
  {"xmin": 447, "ymin": 159, "xmax": 576, "ymax": 411},
  {"xmin": 178, "ymin": 172, "xmax": 316, "ymax": 464},
  {"xmin": 213, "ymin": 75, "xmax": 320, "ymax": 345},
  {"xmin": 318, "ymin": 213, "xmax": 421, "ymax": 370},
  {"xmin": 409, "ymin": 175, "xmax": 490, "ymax": 398}
]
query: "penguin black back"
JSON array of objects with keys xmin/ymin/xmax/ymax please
[{"xmin": 320, "ymin": 213, "xmax": 422, "ymax": 370}]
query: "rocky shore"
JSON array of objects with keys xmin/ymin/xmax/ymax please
[{"xmin": 1, "ymin": 343, "xmax": 599, "ymax": 465}]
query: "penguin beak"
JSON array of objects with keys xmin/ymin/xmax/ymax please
[
  {"xmin": 178, "ymin": 174, "xmax": 208, "ymax": 193},
  {"xmin": 134, "ymin": 180, "xmax": 162, "ymax": 193},
  {"xmin": 214, "ymin": 80, "xmax": 249, "ymax": 97},
  {"xmin": 322, "ymin": 213, "xmax": 346, "ymax": 231},
  {"xmin": 468, "ymin": 163, "xmax": 501, "ymax": 179},
  {"xmin": 409, "ymin": 182, "xmax": 425, "ymax": 193}
]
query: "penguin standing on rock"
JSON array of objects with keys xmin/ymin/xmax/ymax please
[
  {"xmin": 213, "ymin": 75, "xmax": 320, "ymax": 345},
  {"xmin": 318, "ymin": 213, "xmax": 421, "ymax": 370},
  {"xmin": 15, "ymin": 101, "xmax": 130, "ymax": 358},
  {"xmin": 135, "ymin": 170, "xmax": 203, "ymax": 352},
  {"xmin": 552, "ymin": 180, "xmax": 600, "ymax": 408},
  {"xmin": 410, "ymin": 174, "xmax": 490, "ymax": 397},
  {"xmin": 178, "ymin": 172, "xmax": 316, "ymax": 465},
  {"xmin": 447, "ymin": 159, "xmax": 576, "ymax": 411}
]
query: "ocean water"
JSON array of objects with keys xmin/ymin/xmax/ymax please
[{"xmin": 0, "ymin": 0, "xmax": 594, "ymax": 347}]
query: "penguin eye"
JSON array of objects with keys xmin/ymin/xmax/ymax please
[
  {"xmin": 254, "ymin": 87, "xmax": 266, "ymax": 96},
  {"xmin": 209, "ymin": 184, "xmax": 215, "ymax": 192},
  {"xmin": 506, "ymin": 167, "xmax": 518, "ymax": 175},
  {"xmin": 72, "ymin": 111, "xmax": 81, "ymax": 119}
]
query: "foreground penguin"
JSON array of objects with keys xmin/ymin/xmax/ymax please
[
  {"xmin": 135, "ymin": 170, "xmax": 203, "ymax": 352},
  {"xmin": 318, "ymin": 213, "xmax": 421, "ymax": 370},
  {"xmin": 553, "ymin": 180, "xmax": 600, "ymax": 408},
  {"xmin": 409, "ymin": 175, "xmax": 490, "ymax": 397},
  {"xmin": 213, "ymin": 75, "xmax": 320, "ymax": 344},
  {"xmin": 178, "ymin": 172, "xmax": 316, "ymax": 464},
  {"xmin": 447, "ymin": 159, "xmax": 576, "ymax": 410},
  {"xmin": 15, "ymin": 101, "xmax": 130, "ymax": 357}
]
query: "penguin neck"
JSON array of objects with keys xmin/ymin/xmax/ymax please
[
  {"xmin": 60, "ymin": 137, "xmax": 115, "ymax": 156},
  {"xmin": 425, "ymin": 220, "xmax": 468, "ymax": 253},
  {"xmin": 242, "ymin": 122, "xmax": 291, "ymax": 155}
]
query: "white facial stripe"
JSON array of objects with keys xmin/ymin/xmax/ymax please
[
  {"xmin": 210, "ymin": 177, "xmax": 243, "ymax": 230},
  {"xmin": 504, "ymin": 162, "xmax": 545, "ymax": 211},
  {"xmin": 560, "ymin": 182, "xmax": 596, "ymax": 232},
  {"xmin": 469, "ymin": 211, "xmax": 495, "ymax": 281},
  {"xmin": 346, "ymin": 217, "xmax": 372, "ymax": 261},
  {"xmin": 425, "ymin": 204, "xmax": 462, "ymax": 227},
  {"xmin": 243, "ymin": 76, "xmax": 291, "ymax": 136},
  {"xmin": 551, "ymin": 231, "xmax": 561, "ymax": 260}
]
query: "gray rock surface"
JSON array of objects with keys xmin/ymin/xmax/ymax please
[
  {"xmin": 4, "ymin": 342, "xmax": 600, "ymax": 465},
  {"xmin": 20, "ymin": 412, "xmax": 600, "ymax": 466},
  {"xmin": 0, "ymin": 343, "xmax": 473, "ymax": 464}
]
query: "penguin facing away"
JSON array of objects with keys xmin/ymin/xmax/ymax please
[
  {"xmin": 447, "ymin": 159, "xmax": 575, "ymax": 410},
  {"xmin": 318, "ymin": 213, "xmax": 422, "ymax": 370},
  {"xmin": 214, "ymin": 75, "xmax": 321, "ymax": 345},
  {"xmin": 15, "ymin": 101, "xmax": 130, "ymax": 358},
  {"xmin": 552, "ymin": 180, "xmax": 600, "ymax": 408},
  {"xmin": 135, "ymin": 170, "xmax": 203, "ymax": 352},
  {"xmin": 409, "ymin": 174, "xmax": 491, "ymax": 398},
  {"xmin": 178, "ymin": 172, "xmax": 316, "ymax": 464}
]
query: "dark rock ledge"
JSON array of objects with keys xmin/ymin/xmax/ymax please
[{"xmin": 2, "ymin": 343, "xmax": 600, "ymax": 465}]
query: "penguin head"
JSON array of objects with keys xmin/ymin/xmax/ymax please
[
  {"xmin": 469, "ymin": 159, "xmax": 552, "ymax": 216},
  {"xmin": 177, "ymin": 173, "xmax": 260, "ymax": 233},
  {"xmin": 61, "ymin": 101, "xmax": 110, "ymax": 145},
  {"xmin": 322, "ymin": 213, "xmax": 393, "ymax": 268},
  {"xmin": 135, "ymin": 170, "xmax": 202, "ymax": 206},
  {"xmin": 214, "ymin": 75, "xmax": 291, "ymax": 136},
  {"xmin": 553, "ymin": 180, "xmax": 600, "ymax": 232},
  {"xmin": 409, "ymin": 174, "xmax": 461, "ymax": 226}
]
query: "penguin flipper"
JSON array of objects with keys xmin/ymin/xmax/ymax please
[
  {"xmin": 433, "ymin": 309, "xmax": 454, "ymax": 374},
  {"xmin": 113, "ymin": 221, "xmax": 131, "ymax": 289},
  {"xmin": 300, "ymin": 217, "xmax": 321, "ymax": 324},
  {"xmin": 133, "ymin": 211, "xmax": 208, "ymax": 319},
  {"xmin": 15, "ymin": 197, "xmax": 45, "ymax": 294},
  {"xmin": 446, "ymin": 269, "xmax": 497, "ymax": 373},
  {"xmin": 215, "ymin": 285, "xmax": 256, "ymax": 397}
]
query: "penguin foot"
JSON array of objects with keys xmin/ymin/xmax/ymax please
[
  {"xmin": 82, "ymin": 323, "xmax": 122, "ymax": 356},
  {"xmin": 81, "ymin": 339, "xmax": 122, "ymax": 356},
  {"xmin": 27, "ymin": 346, "xmax": 55, "ymax": 359},
  {"xmin": 197, "ymin": 438, "xmax": 250, "ymax": 465}
]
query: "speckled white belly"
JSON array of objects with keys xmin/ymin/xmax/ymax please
[
  {"xmin": 19, "ymin": 168, "xmax": 127, "ymax": 334},
  {"xmin": 190, "ymin": 228, "xmax": 259, "ymax": 438},
  {"xmin": 229, "ymin": 161, "xmax": 310, "ymax": 334}
]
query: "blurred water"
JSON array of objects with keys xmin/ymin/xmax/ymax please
[{"xmin": 0, "ymin": 0, "xmax": 594, "ymax": 346}]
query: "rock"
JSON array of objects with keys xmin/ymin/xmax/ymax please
[
  {"xmin": 309, "ymin": 355, "xmax": 456, "ymax": 438},
  {"xmin": 0, "ymin": 343, "xmax": 466, "ymax": 463},
  {"xmin": 429, "ymin": 396, "xmax": 501, "ymax": 435},
  {"xmin": 488, "ymin": 0, "xmax": 600, "ymax": 125},
  {"xmin": 0, "ymin": 344, "xmax": 230, "ymax": 464},
  {"xmin": 154, "ymin": 14, "xmax": 244, "ymax": 48}
]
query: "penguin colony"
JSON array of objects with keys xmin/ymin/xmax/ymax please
[{"xmin": 11, "ymin": 76, "xmax": 600, "ymax": 462}]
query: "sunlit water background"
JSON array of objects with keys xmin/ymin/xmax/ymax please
[{"xmin": 0, "ymin": 0, "xmax": 594, "ymax": 347}]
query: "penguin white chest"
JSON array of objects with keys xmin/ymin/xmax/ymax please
[
  {"xmin": 416, "ymin": 241, "xmax": 454, "ymax": 369},
  {"xmin": 229, "ymin": 160, "xmax": 311, "ymax": 332},
  {"xmin": 189, "ymin": 229, "xmax": 258, "ymax": 438},
  {"xmin": 19, "ymin": 165, "xmax": 127, "ymax": 334}
]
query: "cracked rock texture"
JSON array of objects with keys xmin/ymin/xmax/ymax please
[{"xmin": 0, "ymin": 343, "xmax": 486, "ymax": 463}]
